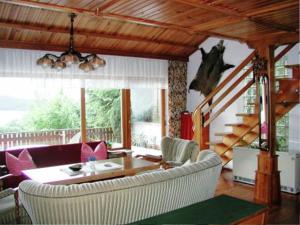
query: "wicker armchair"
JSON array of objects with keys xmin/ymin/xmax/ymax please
[
  {"xmin": 160, "ymin": 137, "xmax": 199, "ymax": 167},
  {"xmin": 0, "ymin": 176, "xmax": 31, "ymax": 224},
  {"xmin": 136, "ymin": 137, "xmax": 200, "ymax": 169}
]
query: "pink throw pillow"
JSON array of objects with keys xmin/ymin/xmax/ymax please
[
  {"xmin": 5, "ymin": 149, "xmax": 36, "ymax": 176},
  {"xmin": 81, "ymin": 142, "xmax": 107, "ymax": 162}
]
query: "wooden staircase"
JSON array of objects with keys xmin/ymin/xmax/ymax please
[
  {"xmin": 192, "ymin": 43, "xmax": 299, "ymax": 166},
  {"xmin": 208, "ymin": 76, "xmax": 299, "ymax": 165}
]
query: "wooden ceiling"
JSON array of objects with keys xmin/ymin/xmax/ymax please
[{"xmin": 0, "ymin": 0, "xmax": 298, "ymax": 61}]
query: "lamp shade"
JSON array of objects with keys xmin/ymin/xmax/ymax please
[
  {"xmin": 90, "ymin": 55, "xmax": 106, "ymax": 69},
  {"xmin": 37, "ymin": 55, "xmax": 54, "ymax": 68},
  {"xmin": 61, "ymin": 53, "xmax": 80, "ymax": 66},
  {"xmin": 79, "ymin": 61, "xmax": 94, "ymax": 72},
  {"xmin": 53, "ymin": 59, "xmax": 66, "ymax": 70}
]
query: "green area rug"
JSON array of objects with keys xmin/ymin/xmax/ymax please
[{"xmin": 132, "ymin": 195, "xmax": 265, "ymax": 224}]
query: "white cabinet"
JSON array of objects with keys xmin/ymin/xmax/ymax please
[{"xmin": 233, "ymin": 147, "xmax": 300, "ymax": 194}]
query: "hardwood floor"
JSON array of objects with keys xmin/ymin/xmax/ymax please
[{"xmin": 215, "ymin": 169, "xmax": 300, "ymax": 224}]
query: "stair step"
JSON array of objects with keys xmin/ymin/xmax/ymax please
[
  {"xmin": 243, "ymin": 131, "xmax": 259, "ymax": 144},
  {"xmin": 215, "ymin": 143, "xmax": 229, "ymax": 155},
  {"xmin": 215, "ymin": 132, "xmax": 233, "ymax": 136},
  {"xmin": 206, "ymin": 141, "xmax": 223, "ymax": 146},
  {"xmin": 223, "ymin": 134, "xmax": 242, "ymax": 146},
  {"xmin": 233, "ymin": 140, "xmax": 248, "ymax": 147}
]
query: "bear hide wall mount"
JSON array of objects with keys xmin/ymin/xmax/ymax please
[{"xmin": 189, "ymin": 40, "xmax": 234, "ymax": 105}]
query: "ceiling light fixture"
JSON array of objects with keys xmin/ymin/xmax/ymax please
[{"xmin": 37, "ymin": 13, "xmax": 105, "ymax": 72}]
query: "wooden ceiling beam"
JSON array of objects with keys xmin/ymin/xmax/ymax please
[
  {"xmin": 191, "ymin": 17, "xmax": 241, "ymax": 32},
  {"xmin": 0, "ymin": 40, "xmax": 188, "ymax": 61},
  {"xmin": 97, "ymin": 12, "xmax": 192, "ymax": 33},
  {"xmin": 0, "ymin": 20, "xmax": 196, "ymax": 50},
  {"xmin": 0, "ymin": 0, "xmax": 193, "ymax": 34},
  {"xmin": 246, "ymin": 0, "xmax": 299, "ymax": 17},
  {"xmin": 175, "ymin": 0, "xmax": 298, "ymax": 33},
  {"xmin": 0, "ymin": 0, "xmax": 94, "ymax": 14},
  {"xmin": 247, "ymin": 33, "xmax": 299, "ymax": 48},
  {"xmin": 0, "ymin": 0, "xmax": 251, "ymax": 44},
  {"xmin": 95, "ymin": 0, "xmax": 119, "ymax": 12}
]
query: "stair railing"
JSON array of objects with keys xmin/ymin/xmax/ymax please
[
  {"xmin": 192, "ymin": 43, "xmax": 296, "ymax": 149},
  {"xmin": 192, "ymin": 50, "xmax": 256, "ymax": 148}
]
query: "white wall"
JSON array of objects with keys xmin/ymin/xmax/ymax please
[
  {"xmin": 187, "ymin": 39, "xmax": 300, "ymax": 153},
  {"xmin": 187, "ymin": 37, "xmax": 253, "ymax": 142}
]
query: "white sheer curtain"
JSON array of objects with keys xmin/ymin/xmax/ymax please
[{"xmin": 0, "ymin": 48, "xmax": 168, "ymax": 89}]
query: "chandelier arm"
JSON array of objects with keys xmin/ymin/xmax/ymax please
[
  {"xmin": 45, "ymin": 53, "xmax": 60, "ymax": 60},
  {"xmin": 81, "ymin": 54, "xmax": 95, "ymax": 61}
]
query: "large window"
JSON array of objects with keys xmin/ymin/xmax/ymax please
[
  {"xmin": 0, "ymin": 78, "xmax": 165, "ymax": 152},
  {"xmin": 85, "ymin": 89, "xmax": 122, "ymax": 148},
  {"xmin": 131, "ymin": 89, "xmax": 163, "ymax": 151},
  {"xmin": 0, "ymin": 78, "xmax": 80, "ymax": 150}
]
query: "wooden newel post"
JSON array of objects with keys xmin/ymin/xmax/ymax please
[
  {"xmin": 254, "ymin": 151, "xmax": 281, "ymax": 204},
  {"xmin": 253, "ymin": 45, "xmax": 281, "ymax": 205},
  {"xmin": 200, "ymin": 112, "xmax": 210, "ymax": 150}
]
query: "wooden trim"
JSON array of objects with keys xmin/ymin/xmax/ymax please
[
  {"xmin": 0, "ymin": 40, "xmax": 189, "ymax": 62},
  {"xmin": 161, "ymin": 89, "xmax": 166, "ymax": 137},
  {"xmin": 267, "ymin": 45, "xmax": 276, "ymax": 155},
  {"xmin": 95, "ymin": 0, "xmax": 119, "ymax": 12},
  {"xmin": 192, "ymin": 107, "xmax": 201, "ymax": 146},
  {"xmin": 121, "ymin": 89, "xmax": 131, "ymax": 149},
  {"xmin": 274, "ymin": 43, "xmax": 296, "ymax": 62},
  {"xmin": 0, "ymin": 20, "xmax": 196, "ymax": 51},
  {"xmin": 80, "ymin": 88, "xmax": 87, "ymax": 143},
  {"xmin": 233, "ymin": 208, "xmax": 268, "ymax": 225},
  {"xmin": 248, "ymin": 33, "xmax": 299, "ymax": 46}
]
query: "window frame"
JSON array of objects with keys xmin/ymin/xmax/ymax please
[{"xmin": 80, "ymin": 88, "xmax": 166, "ymax": 150}]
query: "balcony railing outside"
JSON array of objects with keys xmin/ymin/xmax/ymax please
[{"xmin": 0, "ymin": 127, "xmax": 114, "ymax": 150}]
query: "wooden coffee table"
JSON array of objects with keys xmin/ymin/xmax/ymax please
[{"xmin": 22, "ymin": 157, "xmax": 160, "ymax": 185}]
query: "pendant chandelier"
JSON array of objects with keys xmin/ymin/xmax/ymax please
[{"xmin": 37, "ymin": 13, "xmax": 106, "ymax": 72}]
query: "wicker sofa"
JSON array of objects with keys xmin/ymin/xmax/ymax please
[{"xmin": 19, "ymin": 150, "xmax": 222, "ymax": 225}]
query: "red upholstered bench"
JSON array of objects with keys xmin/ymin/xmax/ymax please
[{"xmin": 0, "ymin": 141, "xmax": 104, "ymax": 189}]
